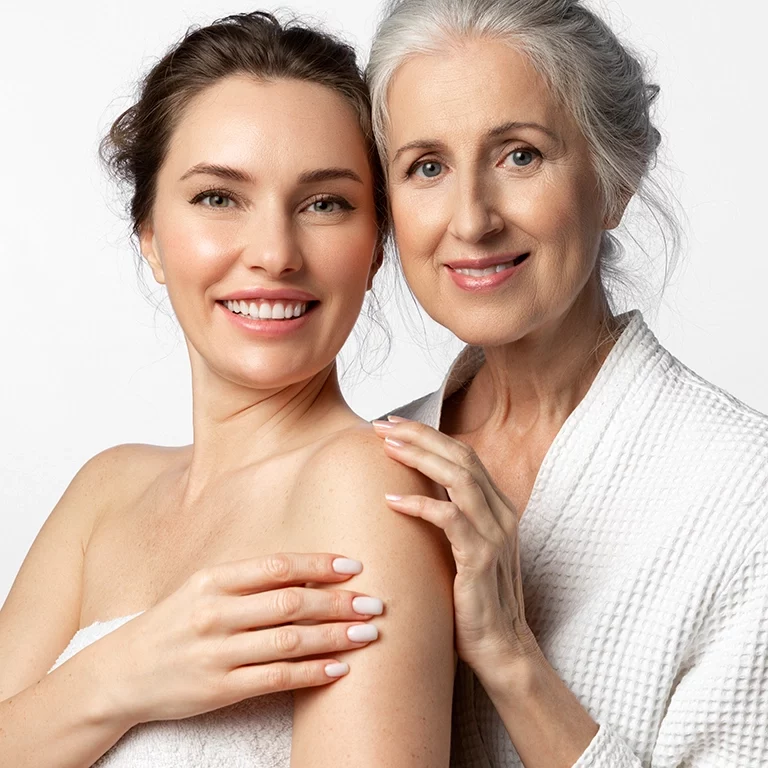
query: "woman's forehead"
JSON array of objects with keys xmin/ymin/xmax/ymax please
[
  {"xmin": 386, "ymin": 40, "xmax": 571, "ymax": 146},
  {"xmin": 165, "ymin": 76, "xmax": 372, "ymax": 178}
]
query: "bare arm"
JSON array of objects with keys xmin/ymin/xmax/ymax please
[
  {"xmin": 289, "ymin": 431, "xmax": 456, "ymax": 767},
  {"xmin": 0, "ymin": 446, "xmax": 141, "ymax": 767},
  {"xmin": 0, "ymin": 646, "xmax": 136, "ymax": 768}
]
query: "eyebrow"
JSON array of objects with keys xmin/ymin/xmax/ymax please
[
  {"xmin": 297, "ymin": 167, "xmax": 363, "ymax": 185},
  {"xmin": 179, "ymin": 163, "xmax": 363, "ymax": 185},
  {"xmin": 391, "ymin": 121, "xmax": 561, "ymax": 165}
]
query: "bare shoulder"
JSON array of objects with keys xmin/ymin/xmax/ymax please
[
  {"xmin": 72, "ymin": 443, "xmax": 191, "ymax": 532},
  {"xmin": 295, "ymin": 424, "xmax": 441, "ymax": 508},
  {"xmin": 0, "ymin": 442, "xmax": 185, "ymax": 702},
  {"xmin": 290, "ymin": 424, "xmax": 452, "ymax": 562},
  {"xmin": 78, "ymin": 442, "xmax": 186, "ymax": 505},
  {"xmin": 289, "ymin": 421, "xmax": 454, "ymax": 595},
  {"xmin": 26, "ymin": 442, "xmax": 181, "ymax": 542}
]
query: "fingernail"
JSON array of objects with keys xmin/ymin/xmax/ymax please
[
  {"xmin": 387, "ymin": 415, "xmax": 409, "ymax": 422},
  {"xmin": 384, "ymin": 437, "xmax": 406, "ymax": 448},
  {"xmin": 347, "ymin": 624, "xmax": 379, "ymax": 642},
  {"xmin": 385, "ymin": 493, "xmax": 403, "ymax": 502},
  {"xmin": 371, "ymin": 419, "xmax": 395, "ymax": 430},
  {"xmin": 332, "ymin": 558, "xmax": 363, "ymax": 574},
  {"xmin": 352, "ymin": 596, "xmax": 384, "ymax": 615},
  {"xmin": 325, "ymin": 662, "xmax": 350, "ymax": 678}
]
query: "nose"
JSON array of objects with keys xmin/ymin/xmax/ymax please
[
  {"xmin": 241, "ymin": 204, "xmax": 303, "ymax": 278},
  {"xmin": 447, "ymin": 172, "xmax": 504, "ymax": 244}
]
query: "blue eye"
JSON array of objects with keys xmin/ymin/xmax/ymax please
[
  {"xmin": 414, "ymin": 161, "xmax": 443, "ymax": 179},
  {"xmin": 507, "ymin": 149, "xmax": 536, "ymax": 167}
]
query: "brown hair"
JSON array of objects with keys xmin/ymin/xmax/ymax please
[{"xmin": 100, "ymin": 10, "xmax": 388, "ymax": 246}]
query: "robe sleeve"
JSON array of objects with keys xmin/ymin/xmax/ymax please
[{"xmin": 572, "ymin": 536, "xmax": 768, "ymax": 768}]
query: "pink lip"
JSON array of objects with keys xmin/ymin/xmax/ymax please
[
  {"xmin": 217, "ymin": 301, "xmax": 314, "ymax": 337},
  {"xmin": 445, "ymin": 252, "xmax": 529, "ymax": 270},
  {"xmin": 217, "ymin": 287, "xmax": 318, "ymax": 302},
  {"xmin": 446, "ymin": 253, "xmax": 530, "ymax": 293}
]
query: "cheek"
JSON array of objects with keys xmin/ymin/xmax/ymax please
[
  {"xmin": 390, "ymin": 184, "xmax": 446, "ymax": 270},
  {"xmin": 512, "ymin": 172, "xmax": 602, "ymax": 258},
  {"xmin": 157, "ymin": 210, "xmax": 237, "ymax": 288},
  {"xmin": 310, "ymin": 223, "xmax": 377, "ymax": 299},
  {"xmin": 152, "ymin": 216, "xmax": 245, "ymax": 339}
]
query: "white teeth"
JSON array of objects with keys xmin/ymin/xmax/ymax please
[
  {"xmin": 223, "ymin": 299, "xmax": 309, "ymax": 320},
  {"xmin": 455, "ymin": 261, "xmax": 515, "ymax": 277}
]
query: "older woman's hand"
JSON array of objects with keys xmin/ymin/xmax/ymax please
[{"xmin": 372, "ymin": 416, "xmax": 539, "ymax": 677}]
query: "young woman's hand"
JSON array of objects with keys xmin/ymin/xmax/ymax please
[{"xmin": 93, "ymin": 552, "xmax": 383, "ymax": 726}]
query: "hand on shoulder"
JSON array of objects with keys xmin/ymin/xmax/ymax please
[{"xmin": 292, "ymin": 425, "xmax": 453, "ymax": 573}]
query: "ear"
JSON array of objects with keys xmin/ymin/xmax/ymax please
[
  {"xmin": 366, "ymin": 241, "xmax": 385, "ymax": 291},
  {"xmin": 603, "ymin": 187, "xmax": 633, "ymax": 230},
  {"xmin": 139, "ymin": 222, "xmax": 166, "ymax": 285}
]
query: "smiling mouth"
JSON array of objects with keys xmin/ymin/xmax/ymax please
[
  {"xmin": 218, "ymin": 298, "xmax": 318, "ymax": 320},
  {"xmin": 451, "ymin": 253, "xmax": 530, "ymax": 277}
]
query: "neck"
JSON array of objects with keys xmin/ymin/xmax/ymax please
[
  {"xmin": 179, "ymin": 349, "xmax": 353, "ymax": 502},
  {"xmin": 452, "ymin": 280, "xmax": 619, "ymax": 438}
]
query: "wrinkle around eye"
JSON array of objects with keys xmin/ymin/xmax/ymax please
[
  {"xmin": 500, "ymin": 148, "xmax": 543, "ymax": 172},
  {"xmin": 404, "ymin": 159, "xmax": 449, "ymax": 183}
]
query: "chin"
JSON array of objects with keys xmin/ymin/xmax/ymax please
[
  {"xmin": 431, "ymin": 306, "xmax": 539, "ymax": 349},
  {"xmin": 453, "ymin": 327, "xmax": 529, "ymax": 349},
  {"xmin": 218, "ymin": 356, "xmax": 332, "ymax": 391}
]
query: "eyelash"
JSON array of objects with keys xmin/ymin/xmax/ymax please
[
  {"xmin": 502, "ymin": 146, "xmax": 543, "ymax": 166},
  {"xmin": 188, "ymin": 188, "xmax": 355, "ymax": 213},
  {"xmin": 405, "ymin": 145, "xmax": 543, "ymax": 178},
  {"xmin": 304, "ymin": 194, "xmax": 355, "ymax": 213},
  {"xmin": 189, "ymin": 187, "xmax": 242, "ymax": 207}
]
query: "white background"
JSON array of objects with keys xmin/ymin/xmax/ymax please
[{"xmin": 1, "ymin": 0, "xmax": 766, "ymax": 603}]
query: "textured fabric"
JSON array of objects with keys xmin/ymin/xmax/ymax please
[
  {"xmin": 47, "ymin": 613, "xmax": 293, "ymax": 767},
  {"xmin": 392, "ymin": 311, "xmax": 768, "ymax": 768}
]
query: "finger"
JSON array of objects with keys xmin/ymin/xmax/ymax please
[
  {"xmin": 378, "ymin": 418, "xmax": 519, "ymax": 526},
  {"xmin": 385, "ymin": 494, "xmax": 488, "ymax": 563},
  {"xmin": 375, "ymin": 418, "xmax": 492, "ymax": 482},
  {"xmin": 382, "ymin": 439, "xmax": 503, "ymax": 539},
  {"xmin": 374, "ymin": 419, "xmax": 504, "ymax": 512},
  {"xmin": 218, "ymin": 588, "xmax": 384, "ymax": 631},
  {"xmin": 223, "ymin": 621, "xmax": 380, "ymax": 666},
  {"xmin": 224, "ymin": 658, "xmax": 351, "ymax": 699},
  {"xmin": 198, "ymin": 553, "xmax": 364, "ymax": 596}
]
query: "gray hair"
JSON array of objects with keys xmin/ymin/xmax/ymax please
[{"xmin": 366, "ymin": 0, "xmax": 682, "ymax": 307}]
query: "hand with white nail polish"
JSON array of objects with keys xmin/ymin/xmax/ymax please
[{"xmin": 99, "ymin": 552, "xmax": 386, "ymax": 726}]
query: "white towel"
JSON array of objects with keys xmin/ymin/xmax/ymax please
[{"xmin": 49, "ymin": 613, "xmax": 293, "ymax": 767}]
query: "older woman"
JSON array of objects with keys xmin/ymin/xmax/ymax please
[{"xmin": 368, "ymin": 0, "xmax": 768, "ymax": 766}]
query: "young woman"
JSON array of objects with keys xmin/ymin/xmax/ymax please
[
  {"xmin": 0, "ymin": 12, "xmax": 454, "ymax": 768},
  {"xmin": 368, "ymin": 0, "xmax": 768, "ymax": 766}
]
